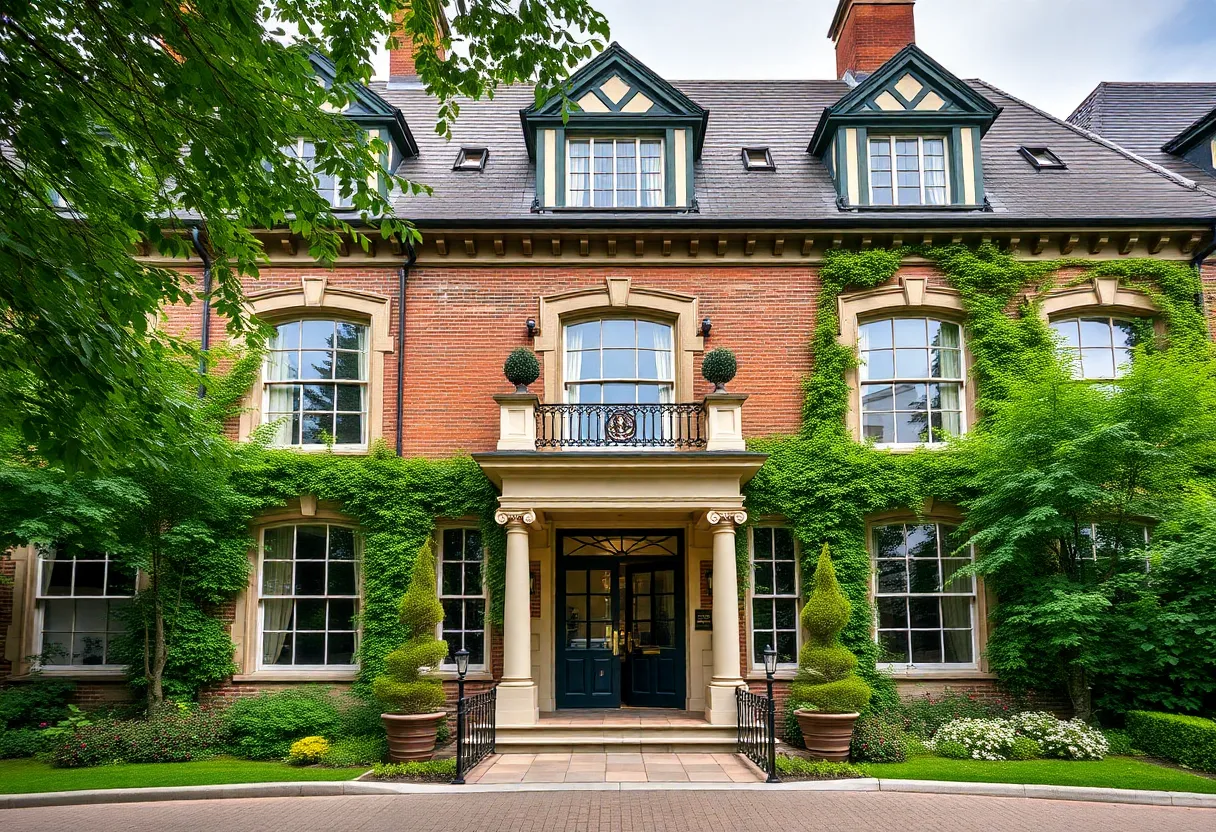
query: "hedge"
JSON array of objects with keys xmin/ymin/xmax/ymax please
[{"xmin": 1126, "ymin": 711, "xmax": 1216, "ymax": 772}]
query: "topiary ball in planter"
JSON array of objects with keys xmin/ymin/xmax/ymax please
[
  {"xmin": 503, "ymin": 347, "xmax": 540, "ymax": 392},
  {"xmin": 701, "ymin": 347, "xmax": 737, "ymax": 392}
]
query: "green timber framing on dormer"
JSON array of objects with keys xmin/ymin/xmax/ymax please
[
  {"xmin": 521, "ymin": 42, "xmax": 708, "ymax": 210},
  {"xmin": 308, "ymin": 52, "xmax": 418, "ymax": 196},
  {"xmin": 808, "ymin": 44, "xmax": 1001, "ymax": 209}
]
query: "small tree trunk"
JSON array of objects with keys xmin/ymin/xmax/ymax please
[{"xmin": 1065, "ymin": 666, "xmax": 1091, "ymax": 723}]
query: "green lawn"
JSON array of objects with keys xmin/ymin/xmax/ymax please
[
  {"xmin": 860, "ymin": 755, "xmax": 1216, "ymax": 794},
  {"xmin": 0, "ymin": 757, "xmax": 363, "ymax": 794}
]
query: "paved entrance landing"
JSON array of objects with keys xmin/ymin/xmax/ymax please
[{"xmin": 465, "ymin": 752, "xmax": 764, "ymax": 784}]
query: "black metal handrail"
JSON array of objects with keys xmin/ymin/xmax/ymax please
[
  {"xmin": 737, "ymin": 686, "xmax": 779, "ymax": 783},
  {"xmin": 451, "ymin": 687, "xmax": 496, "ymax": 785},
  {"xmin": 535, "ymin": 402, "xmax": 706, "ymax": 449}
]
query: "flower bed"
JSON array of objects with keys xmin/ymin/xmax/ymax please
[{"xmin": 928, "ymin": 713, "xmax": 1108, "ymax": 762}]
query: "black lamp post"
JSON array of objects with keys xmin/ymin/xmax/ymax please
[
  {"xmin": 451, "ymin": 648, "xmax": 471, "ymax": 785},
  {"xmin": 763, "ymin": 644, "xmax": 779, "ymax": 783},
  {"xmin": 455, "ymin": 648, "xmax": 470, "ymax": 701}
]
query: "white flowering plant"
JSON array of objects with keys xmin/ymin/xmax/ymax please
[
  {"xmin": 932, "ymin": 718, "xmax": 1018, "ymax": 761},
  {"xmin": 933, "ymin": 712, "xmax": 1109, "ymax": 762}
]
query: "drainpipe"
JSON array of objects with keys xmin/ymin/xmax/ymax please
[
  {"xmin": 1191, "ymin": 222, "xmax": 1216, "ymax": 317},
  {"xmin": 396, "ymin": 237, "xmax": 418, "ymax": 456},
  {"xmin": 190, "ymin": 227, "xmax": 213, "ymax": 398}
]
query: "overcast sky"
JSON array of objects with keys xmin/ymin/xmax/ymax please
[{"xmin": 375, "ymin": 0, "xmax": 1216, "ymax": 119}]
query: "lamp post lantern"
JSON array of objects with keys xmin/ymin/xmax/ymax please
[{"xmin": 763, "ymin": 644, "xmax": 779, "ymax": 783}]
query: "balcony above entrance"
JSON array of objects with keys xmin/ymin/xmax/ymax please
[{"xmin": 492, "ymin": 391, "xmax": 749, "ymax": 453}]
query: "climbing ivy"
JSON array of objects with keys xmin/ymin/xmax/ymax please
[{"xmin": 740, "ymin": 243, "xmax": 1205, "ymax": 710}]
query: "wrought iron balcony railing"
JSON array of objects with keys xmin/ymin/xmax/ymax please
[{"xmin": 535, "ymin": 402, "xmax": 707, "ymax": 449}]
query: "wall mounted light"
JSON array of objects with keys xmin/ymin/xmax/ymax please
[
  {"xmin": 526, "ymin": 318, "xmax": 539, "ymax": 338},
  {"xmin": 700, "ymin": 317, "xmax": 712, "ymax": 339},
  {"xmin": 704, "ymin": 568, "xmax": 713, "ymax": 597}
]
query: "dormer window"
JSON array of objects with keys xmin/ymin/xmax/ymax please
[
  {"xmin": 1019, "ymin": 146, "xmax": 1066, "ymax": 170},
  {"xmin": 284, "ymin": 139, "xmax": 348, "ymax": 209},
  {"xmin": 742, "ymin": 147, "xmax": 775, "ymax": 171},
  {"xmin": 869, "ymin": 137, "xmax": 948, "ymax": 206},
  {"xmin": 567, "ymin": 138, "xmax": 664, "ymax": 208},
  {"xmin": 453, "ymin": 147, "xmax": 488, "ymax": 171}
]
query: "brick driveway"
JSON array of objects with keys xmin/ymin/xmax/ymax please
[{"xmin": 5, "ymin": 791, "xmax": 1214, "ymax": 831}]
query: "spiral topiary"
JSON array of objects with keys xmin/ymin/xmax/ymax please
[
  {"xmin": 701, "ymin": 347, "xmax": 738, "ymax": 391},
  {"xmin": 789, "ymin": 543, "xmax": 872, "ymax": 714},
  {"xmin": 503, "ymin": 347, "xmax": 540, "ymax": 392},
  {"xmin": 372, "ymin": 541, "xmax": 449, "ymax": 714}
]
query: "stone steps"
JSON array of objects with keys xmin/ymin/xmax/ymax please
[{"xmin": 495, "ymin": 723, "xmax": 738, "ymax": 754}]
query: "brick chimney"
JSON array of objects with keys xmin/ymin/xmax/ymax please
[
  {"xmin": 388, "ymin": 5, "xmax": 448, "ymax": 79},
  {"xmin": 828, "ymin": 0, "xmax": 916, "ymax": 81}
]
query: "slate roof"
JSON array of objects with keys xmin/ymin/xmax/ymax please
[
  {"xmin": 1068, "ymin": 82, "xmax": 1216, "ymax": 191},
  {"xmin": 376, "ymin": 76, "xmax": 1216, "ymax": 226}
]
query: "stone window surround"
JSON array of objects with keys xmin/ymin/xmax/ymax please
[
  {"xmin": 532, "ymin": 276, "xmax": 705, "ymax": 405},
  {"xmin": 233, "ymin": 498, "xmax": 362, "ymax": 682},
  {"xmin": 1038, "ymin": 275, "xmax": 1162, "ymax": 327},
  {"xmin": 744, "ymin": 519, "xmax": 800, "ymax": 681},
  {"xmin": 866, "ymin": 505, "xmax": 993, "ymax": 681},
  {"xmin": 5, "ymin": 545, "xmax": 131, "ymax": 680},
  {"xmin": 238, "ymin": 277, "xmax": 394, "ymax": 452},
  {"xmin": 838, "ymin": 275, "xmax": 973, "ymax": 449}
]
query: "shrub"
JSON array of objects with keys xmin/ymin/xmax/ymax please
[
  {"xmin": 287, "ymin": 735, "xmax": 330, "ymax": 765},
  {"xmin": 370, "ymin": 758, "xmax": 457, "ymax": 780},
  {"xmin": 701, "ymin": 347, "xmax": 738, "ymax": 389},
  {"xmin": 775, "ymin": 755, "xmax": 864, "ymax": 779},
  {"xmin": 1103, "ymin": 728, "xmax": 1140, "ymax": 757},
  {"xmin": 372, "ymin": 541, "xmax": 449, "ymax": 715},
  {"xmin": 1126, "ymin": 711, "xmax": 1216, "ymax": 773},
  {"xmin": 50, "ymin": 706, "xmax": 229, "ymax": 768},
  {"xmin": 904, "ymin": 734, "xmax": 932, "ymax": 757},
  {"xmin": 0, "ymin": 680, "xmax": 75, "ymax": 729},
  {"xmin": 849, "ymin": 714, "xmax": 907, "ymax": 763},
  {"xmin": 789, "ymin": 544, "xmax": 871, "ymax": 715},
  {"xmin": 1014, "ymin": 715, "xmax": 1107, "ymax": 761},
  {"xmin": 936, "ymin": 741, "xmax": 970, "ymax": 760},
  {"xmin": 336, "ymin": 698, "xmax": 384, "ymax": 739},
  {"xmin": 896, "ymin": 692, "xmax": 1013, "ymax": 739},
  {"xmin": 503, "ymin": 348, "xmax": 540, "ymax": 390},
  {"xmin": 321, "ymin": 735, "xmax": 387, "ymax": 767},
  {"xmin": 932, "ymin": 718, "xmax": 1017, "ymax": 761},
  {"xmin": 0, "ymin": 728, "xmax": 51, "ymax": 759},
  {"xmin": 224, "ymin": 687, "xmax": 342, "ymax": 760},
  {"xmin": 1008, "ymin": 736, "xmax": 1043, "ymax": 761}
]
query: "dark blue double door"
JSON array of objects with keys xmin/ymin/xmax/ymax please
[{"xmin": 556, "ymin": 538, "xmax": 685, "ymax": 709}]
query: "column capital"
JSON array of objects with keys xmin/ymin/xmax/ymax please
[
  {"xmin": 706, "ymin": 509, "xmax": 747, "ymax": 529},
  {"xmin": 495, "ymin": 509, "xmax": 536, "ymax": 528}
]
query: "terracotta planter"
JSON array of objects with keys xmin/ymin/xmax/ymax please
[
  {"xmin": 795, "ymin": 710, "xmax": 860, "ymax": 762},
  {"xmin": 382, "ymin": 712, "xmax": 447, "ymax": 762}
]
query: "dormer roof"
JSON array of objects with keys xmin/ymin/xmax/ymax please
[
  {"xmin": 808, "ymin": 44, "xmax": 1000, "ymax": 156},
  {"xmin": 308, "ymin": 52, "xmax": 418, "ymax": 161}
]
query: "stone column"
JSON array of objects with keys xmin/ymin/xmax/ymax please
[
  {"xmin": 494, "ymin": 509, "xmax": 539, "ymax": 725},
  {"xmin": 705, "ymin": 509, "xmax": 747, "ymax": 725}
]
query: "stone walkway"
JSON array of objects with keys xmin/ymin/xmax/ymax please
[{"xmin": 464, "ymin": 752, "xmax": 763, "ymax": 784}]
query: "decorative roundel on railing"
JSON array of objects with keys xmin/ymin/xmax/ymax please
[{"xmin": 605, "ymin": 409, "xmax": 638, "ymax": 442}]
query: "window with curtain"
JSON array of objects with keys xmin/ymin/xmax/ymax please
[
  {"xmin": 284, "ymin": 139, "xmax": 349, "ymax": 208},
  {"xmin": 564, "ymin": 319, "xmax": 674, "ymax": 404},
  {"xmin": 439, "ymin": 528, "xmax": 486, "ymax": 669},
  {"xmin": 859, "ymin": 317, "xmax": 964, "ymax": 446},
  {"xmin": 750, "ymin": 527, "xmax": 799, "ymax": 668},
  {"xmin": 873, "ymin": 522, "xmax": 975, "ymax": 666},
  {"xmin": 36, "ymin": 547, "xmax": 134, "ymax": 667},
  {"xmin": 259, "ymin": 525, "xmax": 360, "ymax": 668},
  {"xmin": 1049, "ymin": 317, "xmax": 1136, "ymax": 380},
  {"xmin": 869, "ymin": 136, "xmax": 948, "ymax": 206},
  {"xmin": 264, "ymin": 319, "xmax": 368, "ymax": 447},
  {"xmin": 568, "ymin": 138, "xmax": 663, "ymax": 207}
]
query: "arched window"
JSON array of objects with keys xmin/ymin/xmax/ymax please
[
  {"xmin": 1049, "ymin": 316, "xmax": 1135, "ymax": 380},
  {"xmin": 859, "ymin": 317, "xmax": 964, "ymax": 446},
  {"xmin": 264, "ymin": 319, "xmax": 369, "ymax": 447},
  {"xmin": 563, "ymin": 319, "xmax": 674, "ymax": 405}
]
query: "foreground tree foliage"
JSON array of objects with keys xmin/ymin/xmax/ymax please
[
  {"xmin": 0, "ymin": 350, "xmax": 260, "ymax": 705},
  {"xmin": 0, "ymin": 0, "xmax": 608, "ymax": 470},
  {"xmin": 958, "ymin": 343, "xmax": 1216, "ymax": 721}
]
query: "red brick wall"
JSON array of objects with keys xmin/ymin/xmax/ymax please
[{"xmin": 834, "ymin": 1, "xmax": 916, "ymax": 79}]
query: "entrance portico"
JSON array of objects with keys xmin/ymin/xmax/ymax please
[{"xmin": 476, "ymin": 416, "xmax": 765, "ymax": 727}]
